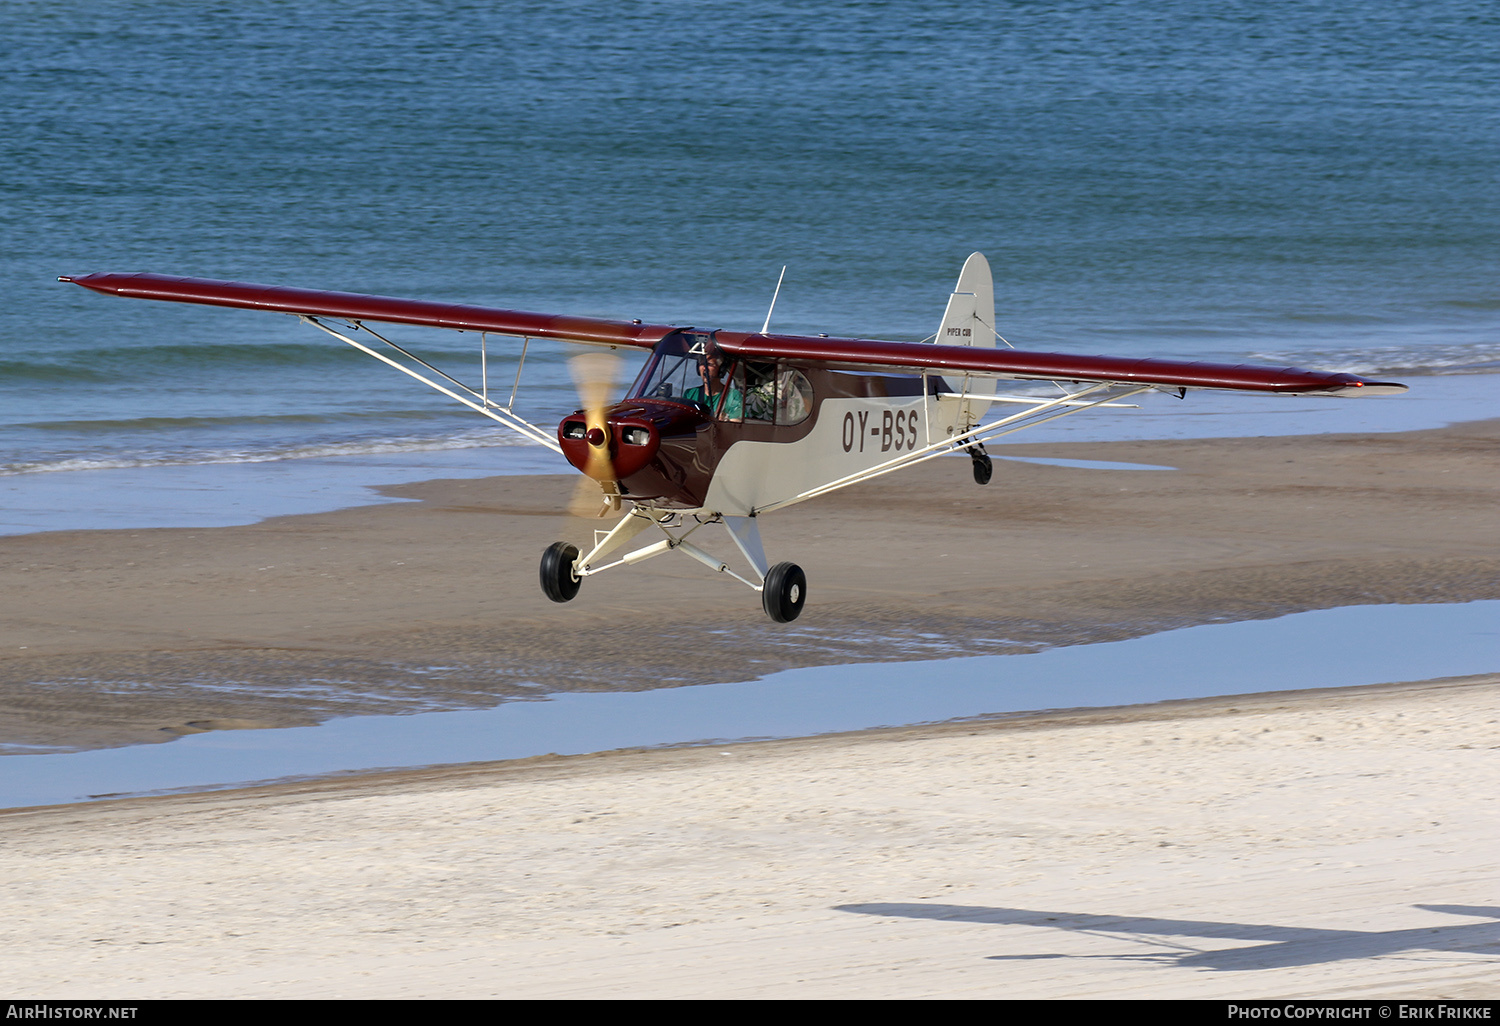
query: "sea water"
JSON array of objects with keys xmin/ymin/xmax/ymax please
[{"xmin": 3, "ymin": 0, "xmax": 1498, "ymax": 528}]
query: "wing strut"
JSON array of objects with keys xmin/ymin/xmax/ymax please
[{"xmin": 300, "ymin": 316, "xmax": 562, "ymax": 453}]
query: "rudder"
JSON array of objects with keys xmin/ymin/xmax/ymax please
[{"xmin": 933, "ymin": 252, "xmax": 997, "ymax": 428}]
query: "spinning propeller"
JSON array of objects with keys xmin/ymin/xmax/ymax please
[{"xmin": 567, "ymin": 351, "xmax": 623, "ymax": 517}]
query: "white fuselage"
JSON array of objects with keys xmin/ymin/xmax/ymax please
[{"xmin": 701, "ymin": 393, "xmax": 950, "ymax": 515}]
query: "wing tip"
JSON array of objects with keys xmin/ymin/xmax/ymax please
[{"xmin": 1325, "ymin": 380, "xmax": 1409, "ymax": 396}]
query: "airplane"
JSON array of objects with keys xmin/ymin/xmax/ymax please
[{"xmin": 61, "ymin": 254, "xmax": 1407, "ymax": 622}]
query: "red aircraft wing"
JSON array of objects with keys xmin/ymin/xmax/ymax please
[
  {"xmin": 59, "ymin": 272, "xmax": 673, "ymax": 350},
  {"xmin": 714, "ymin": 331, "xmax": 1407, "ymax": 397},
  {"xmin": 61, "ymin": 272, "xmax": 1406, "ymax": 395}
]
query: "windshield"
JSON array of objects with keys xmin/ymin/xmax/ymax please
[
  {"xmin": 629, "ymin": 331, "xmax": 727, "ymax": 410},
  {"xmin": 629, "ymin": 333, "xmax": 815, "ymax": 425}
]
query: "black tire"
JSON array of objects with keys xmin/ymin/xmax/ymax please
[
  {"xmin": 761, "ymin": 561, "xmax": 807, "ymax": 623},
  {"xmin": 540, "ymin": 542, "xmax": 581, "ymax": 603},
  {"xmin": 972, "ymin": 452, "xmax": 993, "ymax": 485}
]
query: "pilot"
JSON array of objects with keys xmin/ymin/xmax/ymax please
[{"xmin": 684, "ymin": 347, "xmax": 741, "ymax": 417}]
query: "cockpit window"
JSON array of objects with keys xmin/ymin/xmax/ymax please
[
  {"xmin": 629, "ymin": 335, "xmax": 813, "ymax": 427},
  {"xmin": 629, "ymin": 331, "xmax": 724, "ymax": 411}
]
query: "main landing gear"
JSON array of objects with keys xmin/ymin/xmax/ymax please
[
  {"xmin": 761, "ymin": 561, "xmax": 807, "ymax": 623},
  {"xmin": 539, "ymin": 541, "xmax": 582, "ymax": 603},
  {"xmin": 966, "ymin": 442, "xmax": 993, "ymax": 485},
  {"xmin": 537, "ymin": 511, "xmax": 809, "ymax": 622}
]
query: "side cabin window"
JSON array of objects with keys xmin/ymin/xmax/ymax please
[
  {"xmin": 715, "ymin": 361, "xmax": 777, "ymax": 423},
  {"xmin": 713, "ymin": 361, "xmax": 814, "ymax": 427},
  {"xmin": 775, "ymin": 366, "xmax": 813, "ymax": 426}
]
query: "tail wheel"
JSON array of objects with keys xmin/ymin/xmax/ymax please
[
  {"xmin": 540, "ymin": 542, "xmax": 582, "ymax": 603},
  {"xmin": 762, "ymin": 561, "xmax": 807, "ymax": 623}
]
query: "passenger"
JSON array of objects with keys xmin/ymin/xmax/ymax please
[{"xmin": 743, "ymin": 364, "xmax": 777, "ymax": 421}]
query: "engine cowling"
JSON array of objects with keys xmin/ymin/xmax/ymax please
[{"xmin": 558, "ymin": 399, "xmax": 712, "ymax": 507}]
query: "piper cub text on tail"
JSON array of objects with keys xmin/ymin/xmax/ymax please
[{"xmin": 62, "ymin": 254, "xmax": 1406, "ymax": 622}]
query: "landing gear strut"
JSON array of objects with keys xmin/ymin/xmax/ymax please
[
  {"xmin": 539, "ymin": 541, "xmax": 582, "ymax": 603},
  {"xmin": 542, "ymin": 513, "xmax": 808, "ymax": 622},
  {"xmin": 966, "ymin": 442, "xmax": 993, "ymax": 485},
  {"xmin": 762, "ymin": 561, "xmax": 807, "ymax": 623}
]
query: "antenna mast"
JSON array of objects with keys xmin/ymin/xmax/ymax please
[{"xmin": 760, "ymin": 265, "xmax": 787, "ymax": 335}]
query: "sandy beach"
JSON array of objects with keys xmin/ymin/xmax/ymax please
[{"xmin": 2, "ymin": 419, "xmax": 1498, "ymax": 997}]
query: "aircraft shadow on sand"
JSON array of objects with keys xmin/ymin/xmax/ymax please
[{"xmin": 833, "ymin": 903, "xmax": 1500, "ymax": 971}]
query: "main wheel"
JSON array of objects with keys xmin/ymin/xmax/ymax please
[
  {"xmin": 761, "ymin": 561, "xmax": 807, "ymax": 623},
  {"xmin": 971, "ymin": 452, "xmax": 993, "ymax": 485},
  {"xmin": 539, "ymin": 542, "xmax": 582, "ymax": 603}
]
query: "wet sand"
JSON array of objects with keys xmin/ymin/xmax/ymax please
[{"xmin": 1, "ymin": 420, "xmax": 1498, "ymax": 996}]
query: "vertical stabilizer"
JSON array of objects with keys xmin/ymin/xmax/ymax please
[{"xmin": 934, "ymin": 252, "xmax": 997, "ymax": 426}]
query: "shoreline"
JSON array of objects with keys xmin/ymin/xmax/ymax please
[
  {"xmin": 7, "ymin": 670, "xmax": 1490, "ymax": 814},
  {"xmin": 5, "ymin": 372, "xmax": 1498, "ymax": 540},
  {"xmin": 6, "ymin": 601, "xmax": 1496, "ymax": 810}
]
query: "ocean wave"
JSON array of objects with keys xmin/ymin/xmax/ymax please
[
  {"xmin": 0, "ymin": 338, "xmax": 568, "ymax": 385},
  {"xmin": 0, "ymin": 342, "xmax": 354, "ymax": 381},
  {"xmin": 0, "ymin": 428, "xmax": 548, "ymax": 477},
  {"xmin": 0, "ymin": 359, "xmax": 115, "ymax": 384},
  {"xmin": 1244, "ymin": 341, "xmax": 1500, "ymax": 378},
  {"xmin": 0, "ymin": 339, "xmax": 567, "ymax": 390},
  {"xmin": 17, "ymin": 409, "xmax": 463, "ymax": 434}
]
